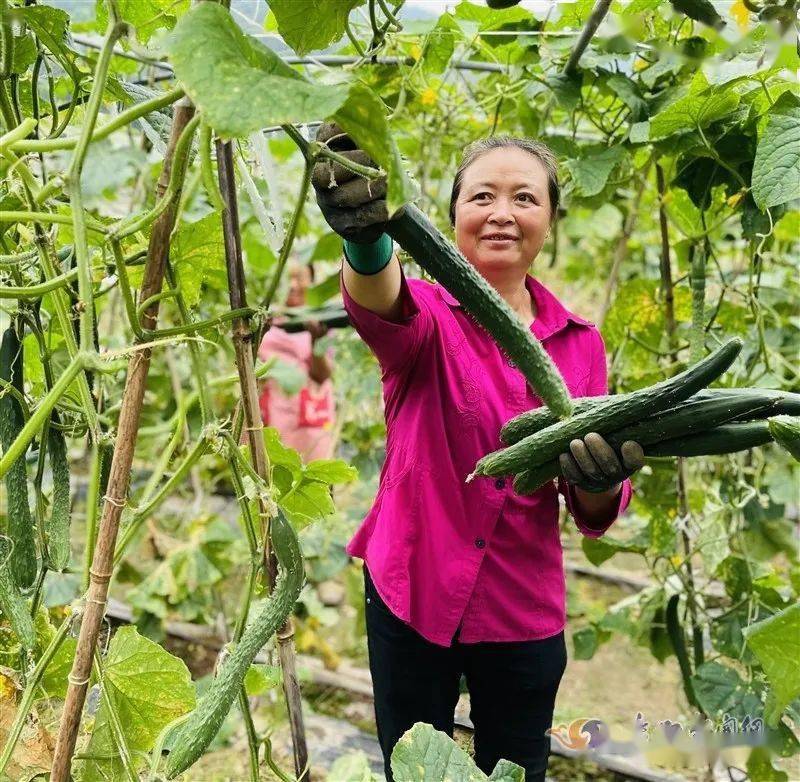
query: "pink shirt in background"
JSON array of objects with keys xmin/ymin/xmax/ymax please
[
  {"xmin": 258, "ymin": 327, "xmax": 335, "ymax": 463},
  {"xmin": 342, "ymin": 270, "xmax": 632, "ymax": 647}
]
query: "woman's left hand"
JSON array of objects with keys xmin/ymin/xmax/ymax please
[{"xmin": 559, "ymin": 432, "xmax": 644, "ymax": 493}]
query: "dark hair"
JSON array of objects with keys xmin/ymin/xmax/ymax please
[{"xmin": 448, "ymin": 136, "xmax": 560, "ymax": 227}]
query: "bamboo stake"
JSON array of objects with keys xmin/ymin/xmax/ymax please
[
  {"xmin": 215, "ymin": 137, "xmax": 310, "ymax": 782},
  {"xmin": 50, "ymin": 97, "xmax": 197, "ymax": 782}
]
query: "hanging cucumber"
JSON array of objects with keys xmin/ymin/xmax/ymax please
[
  {"xmin": 514, "ymin": 419, "xmax": 775, "ymax": 495},
  {"xmin": 0, "ymin": 324, "xmax": 37, "ymax": 589},
  {"xmin": 386, "ymin": 204, "xmax": 574, "ymax": 418},
  {"xmin": 45, "ymin": 411, "xmax": 71, "ymax": 571},
  {"xmin": 665, "ymin": 594, "xmax": 698, "ymax": 708},
  {"xmin": 689, "ymin": 243, "xmax": 706, "ymax": 364},
  {"xmin": 768, "ymin": 415, "xmax": 800, "ymax": 460},
  {"xmin": 473, "ymin": 337, "xmax": 743, "ymax": 479},
  {"xmin": 0, "ymin": 538, "xmax": 36, "ymax": 652},
  {"xmin": 164, "ymin": 510, "xmax": 304, "ymax": 778}
]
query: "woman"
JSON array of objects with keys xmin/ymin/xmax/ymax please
[
  {"xmin": 257, "ymin": 262, "xmax": 336, "ymax": 462},
  {"xmin": 311, "ymin": 124, "xmax": 644, "ymax": 781}
]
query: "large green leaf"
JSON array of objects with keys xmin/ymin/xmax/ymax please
[
  {"xmin": 95, "ymin": 0, "xmax": 189, "ymax": 44},
  {"xmin": 691, "ymin": 661, "xmax": 763, "ymax": 721},
  {"xmin": 167, "ymin": 3, "xmax": 415, "ymax": 214},
  {"xmin": 565, "ymin": 145, "xmax": 626, "ymax": 197},
  {"xmin": 746, "ymin": 747, "xmax": 789, "ymax": 782},
  {"xmin": 751, "ymin": 91, "xmax": 800, "ymax": 210},
  {"xmin": 390, "ymin": 722, "xmax": 524, "ymax": 781},
  {"xmin": 743, "ymin": 603, "xmax": 800, "ymax": 725},
  {"xmin": 78, "ymin": 626, "xmax": 195, "ymax": 782},
  {"xmin": 649, "ymin": 73, "xmax": 740, "ymax": 140},
  {"xmin": 167, "ymin": 2, "xmax": 350, "ymax": 137},
  {"xmin": 269, "ymin": 0, "xmax": 364, "ymax": 56}
]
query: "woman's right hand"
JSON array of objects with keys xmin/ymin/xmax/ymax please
[{"xmin": 312, "ymin": 122, "xmax": 391, "ymax": 244}]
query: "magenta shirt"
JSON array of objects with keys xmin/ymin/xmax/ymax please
[{"xmin": 342, "ymin": 269, "xmax": 632, "ymax": 647}]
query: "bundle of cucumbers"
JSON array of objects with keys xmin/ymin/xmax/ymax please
[{"xmin": 383, "ymin": 206, "xmax": 800, "ymax": 491}]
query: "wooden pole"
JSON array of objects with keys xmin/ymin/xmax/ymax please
[
  {"xmin": 215, "ymin": 138, "xmax": 310, "ymax": 781},
  {"xmin": 50, "ymin": 97, "xmax": 196, "ymax": 782}
]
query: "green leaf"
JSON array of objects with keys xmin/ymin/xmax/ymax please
[
  {"xmin": 18, "ymin": 5, "xmax": 83, "ymax": 82},
  {"xmin": 79, "ymin": 626, "xmax": 195, "ymax": 782},
  {"xmin": 10, "ymin": 32, "xmax": 37, "ymax": 75},
  {"xmin": 171, "ymin": 214, "xmax": 226, "ymax": 308},
  {"xmin": 572, "ymin": 626, "xmax": 600, "ymax": 660},
  {"xmin": 453, "ymin": 1, "xmax": 533, "ymax": 31},
  {"xmin": 605, "ymin": 73, "xmax": 647, "ymax": 121},
  {"xmin": 262, "ymin": 428, "xmax": 303, "ymax": 481},
  {"xmin": 280, "ymin": 478, "xmax": 335, "ymax": 526},
  {"xmin": 309, "ymin": 231, "xmax": 344, "ymax": 263},
  {"xmin": 649, "ymin": 73, "xmax": 740, "ymax": 140},
  {"xmin": 743, "ymin": 604, "xmax": 800, "ymax": 724},
  {"xmin": 565, "ymin": 145, "xmax": 626, "ymax": 197},
  {"xmin": 420, "ymin": 13, "xmax": 462, "ymax": 75},
  {"xmin": 752, "ymin": 92, "xmax": 800, "ymax": 210},
  {"xmin": 333, "ymin": 82, "xmax": 417, "ymax": 216},
  {"xmin": 269, "ymin": 0, "xmax": 364, "ymax": 56},
  {"xmin": 244, "ymin": 663, "xmax": 282, "ymax": 696},
  {"xmin": 304, "ymin": 459, "xmax": 358, "ymax": 485},
  {"xmin": 95, "ymin": 0, "xmax": 189, "ymax": 45},
  {"xmin": 668, "ymin": 0, "xmax": 724, "ymax": 29},
  {"xmin": 390, "ymin": 722, "xmax": 524, "ymax": 781},
  {"xmin": 691, "ymin": 661, "xmax": 763, "ymax": 721},
  {"xmin": 581, "ymin": 531, "xmax": 648, "ymax": 566},
  {"xmin": 167, "ymin": 2, "xmax": 351, "ymax": 138}
]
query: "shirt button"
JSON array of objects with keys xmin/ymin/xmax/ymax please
[
  {"xmin": 495, "ymin": 478, "xmax": 506, "ymax": 490},
  {"xmin": 508, "ymin": 359, "xmax": 516, "ymax": 368},
  {"xmin": 475, "ymin": 538, "xmax": 485, "ymax": 549}
]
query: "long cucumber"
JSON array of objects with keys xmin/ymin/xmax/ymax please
[
  {"xmin": 45, "ymin": 411, "xmax": 71, "ymax": 571},
  {"xmin": 501, "ymin": 387, "xmax": 800, "ymax": 446},
  {"xmin": 0, "ymin": 324, "xmax": 37, "ymax": 589},
  {"xmin": 514, "ymin": 419, "xmax": 774, "ymax": 494},
  {"xmin": 646, "ymin": 420, "xmax": 772, "ymax": 457},
  {"xmin": 164, "ymin": 510, "xmax": 304, "ymax": 778},
  {"xmin": 386, "ymin": 204, "xmax": 574, "ymax": 418},
  {"xmin": 0, "ymin": 538, "xmax": 36, "ymax": 651},
  {"xmin": 473, "ymin": 338, "xmax": 743, "ymax": 479}
]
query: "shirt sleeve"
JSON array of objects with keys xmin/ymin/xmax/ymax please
[
  {"xmin": 340, "ymin": 265, "xmax": 433, "ymax": 375},
  {"xmin": 559, "ymin": 328, "xmax": 633, "ymax": 539}
]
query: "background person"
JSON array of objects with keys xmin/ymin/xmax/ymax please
[{"xmin": 257, "ymin": 262, "xmax": 336, "ymax": 462}]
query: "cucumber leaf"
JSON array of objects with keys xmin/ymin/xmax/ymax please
[
  {"xmin": 752, "ymin": 92, "xmax": 800, "ymax": 210},
  {"xmin": 269, "ymin": 0, "xmax": 365, "ymax": 56}
]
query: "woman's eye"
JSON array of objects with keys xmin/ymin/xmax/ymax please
[
  {"xmin": 517, "ymin": 193, "xmax": 535, "ymax": 203},
  {"xmin": 474, "ymin": 192, "xmax": 491, "ymax": 200}
]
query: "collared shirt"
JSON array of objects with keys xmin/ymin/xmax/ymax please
[{"xmin": 342, "ymin": 269, "xmax": 632, "ymax": 647}]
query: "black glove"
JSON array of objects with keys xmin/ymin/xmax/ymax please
[
  {"xmin": 559, "ymin": 432, "xmax": 644, "ymax": 493},
  {"xmin": 312, "ymin": 122, "xmax": 392, "ymax": 244}
]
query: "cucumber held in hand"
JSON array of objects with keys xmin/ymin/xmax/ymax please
[
  {"xmin": 165, "ymin": 510, "xmax": 304, "ymax": 778},
  {"xmin": 473, "ymin": 337, "xmax": 743, "ymax": 479},
  {"xmin": 501, "ymin": 387, "xmax": 800, "ymax": 445},
  {"xmin": 386, "ymin": 204, "xmax": 573, "ymax": 418}
]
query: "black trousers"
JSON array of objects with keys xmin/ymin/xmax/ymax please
[{"xmin": 364, "ymin": 564, "xmax": 567, "ymax": 782}]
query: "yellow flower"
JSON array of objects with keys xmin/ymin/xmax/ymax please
[
  {"xmin": 731, "ymin": 0, "xmax": 750, "ymax": 31},
  {"xmin": 420, "ymin": 87, "xmax": 437, "ymax": 106},
  {"xmin": 727, "ymin": 190, "xmax": 745, "ymax": 208},
  {"xmin": 410, "ymin": 43, "xmax": 422, "ymax": 60}
]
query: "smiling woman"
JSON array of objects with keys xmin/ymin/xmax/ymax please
[{"xmin": 311, "ymin": 126, "xmax": 644, "ymax": 782}]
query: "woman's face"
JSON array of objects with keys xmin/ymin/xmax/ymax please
[
  {"xmin": 453, "ymin": 147, "xmax": 552, "ymax": 280},
  {"xmin": 286, "ymin": 265, "xmax": 312, "ymax": 307}
]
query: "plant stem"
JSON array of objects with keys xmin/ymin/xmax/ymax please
[{"xmin": 6, "ymin": 87, "xmax": 184, "ymax": 153}]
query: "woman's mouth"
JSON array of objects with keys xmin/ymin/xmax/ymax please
[{"xmin": 481, "ymin": 234, "xmax": 518, "ymax": 245}]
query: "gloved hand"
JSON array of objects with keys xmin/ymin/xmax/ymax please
[
  {"xmin": 312, "ymin": 122, "xmax": 393, "ymax": 244},
  {"xmin": 559, "ymin": 433, "xmax": 644, "ymax": 493}
]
